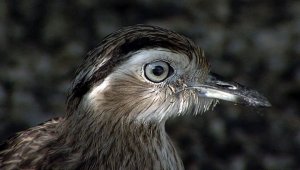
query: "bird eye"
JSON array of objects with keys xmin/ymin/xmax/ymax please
[{"xmin": 144, "ymin": 61, "xmax": 174, "ymax": 83}]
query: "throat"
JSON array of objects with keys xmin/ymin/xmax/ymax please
[{"xmin": 61, "ymin": 117, "xmax": 184, "ymax": 169}]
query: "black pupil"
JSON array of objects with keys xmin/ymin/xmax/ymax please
[{"xmin": 152, "ymin": 65, "xmax": 165, "ymax": 76}]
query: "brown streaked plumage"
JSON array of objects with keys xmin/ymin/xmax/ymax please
[{"xmin": 0, "ymin": 25, "xmax": 270, "ymax": 170}]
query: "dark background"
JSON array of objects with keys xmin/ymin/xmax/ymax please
[{"xmin": 0, "ymin": 0, "xmax": 299, "ymax": 169}]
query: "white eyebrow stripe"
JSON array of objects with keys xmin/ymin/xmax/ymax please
[
  {"xmin": 133, "ymin": 49, "xmax": 179, "ymax": 61},
  {"xmin": 120, "ymin": 48, "xmax": 190, "ymax": 69}
]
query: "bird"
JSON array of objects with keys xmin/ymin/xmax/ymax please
[{"xmin": 0, "ymin": 25, "xmax": 271, "ymax": 170}]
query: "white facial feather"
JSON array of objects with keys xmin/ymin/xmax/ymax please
[{"xmin": 119, "ymin": 48, "xmax": 190, "ymax": 78}]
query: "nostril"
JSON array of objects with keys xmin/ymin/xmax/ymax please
[{"xmin": 217, "ymin": 82, "xmax": 237, "ymax": 90}]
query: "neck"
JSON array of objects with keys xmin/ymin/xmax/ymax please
[{"xmin": 55, "ymin": 109, "xmax": 184, "ymax": 169}]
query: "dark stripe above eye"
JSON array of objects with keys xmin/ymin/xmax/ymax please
[
  {"xmin": 118, "ymin": 36, "xmax": 187, "ymax": 57},
  {"xmin": 119, "ymin": 37, "xmax": 155, "ymax": 56}
]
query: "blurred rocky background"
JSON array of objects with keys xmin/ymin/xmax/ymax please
[{"xmin": 0, "ymin": 0, "xmax": 299, "ymax": 169}]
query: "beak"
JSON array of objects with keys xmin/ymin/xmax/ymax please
[{"xmin": 194, "ymin": 73, "xmax": 271, "ymax": 107}]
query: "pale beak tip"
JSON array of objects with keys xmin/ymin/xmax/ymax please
[
  {"xmin": 244, "ymin": 95, "xmax": 271, "ymax": 108},
  {"xmin": 250, "ymin": 95, "xmax": 271, "ymax": 107}
]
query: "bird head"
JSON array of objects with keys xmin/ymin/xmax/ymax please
[{"xmin": 66, "ymin": 25, "xmax": 270, "ymax": 125}]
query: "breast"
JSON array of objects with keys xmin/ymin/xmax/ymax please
[{"xmin": 0, "ymin": 118, "xmax": 63, "ymax": 169}]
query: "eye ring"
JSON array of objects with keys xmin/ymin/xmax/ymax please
[{"xmin": 144, "ymin": 61, "xmax": 174, "ymax": 83}]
